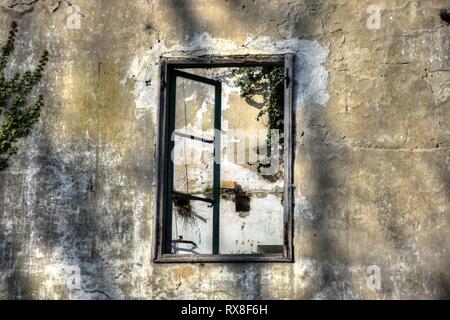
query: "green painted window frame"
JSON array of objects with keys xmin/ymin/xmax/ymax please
[{"xmin": 153, "ymin": 54, "xmax": 294, "ymax": 263}]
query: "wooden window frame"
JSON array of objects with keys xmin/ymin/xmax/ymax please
[{"xmin": 153, "ymin": 54, "xmax": 294, "ymax": 263}]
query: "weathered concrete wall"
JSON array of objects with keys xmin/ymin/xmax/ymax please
[{"xmin": 0, "ymin": 0, "xmax": 448, "ymax": 299}]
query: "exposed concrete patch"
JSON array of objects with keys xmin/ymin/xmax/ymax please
[
  {"xmin": 422, "ymin": 69, "xmax": 450, "ymax": 105},
  {"xmin": 293, "ymin": 258, "xmax": 320, "ymax": 290},
  {"xmin": 294, "ymin": 194, "xmax": 315, "ymax": 220}
]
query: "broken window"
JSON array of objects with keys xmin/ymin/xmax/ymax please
[{"xmin": 154, "ymin": 55, "xmax": 294, "ymax": 262}]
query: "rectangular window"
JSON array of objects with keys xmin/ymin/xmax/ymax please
[{"xmin": 154, "ymin": 55, "xmax": 294, "ymax": 262}]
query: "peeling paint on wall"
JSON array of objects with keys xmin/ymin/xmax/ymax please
[{"xmin": 121, "ymin": 33, "xmax": 330, "ymax": 121}]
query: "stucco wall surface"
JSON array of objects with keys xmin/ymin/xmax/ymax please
[{"xmin": 0, "ymin": 0, "xmax": 449, "ymax": 299}]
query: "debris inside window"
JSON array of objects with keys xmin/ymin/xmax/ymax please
[{"xmin": 168, "ymin": 65, "xmax": 286, "ymax": 255}]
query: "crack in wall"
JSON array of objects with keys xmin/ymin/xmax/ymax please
[
  {"xmin": 0, "ymin": 0, "xmax": 84, "ymax": 15},
  {"xmin": 3, "ymin": 0, "xmax": 38, "ymax": 8},
  {"xmin": 81, "ymin": 286, "xmax": 112, "ymax": 300}
]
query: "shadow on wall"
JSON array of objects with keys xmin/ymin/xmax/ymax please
[
  {"xmin": 162, "ymin": 0, "xmax": 325, "ymax": 41},
  {"xmin": 0, "ymin": 63, "xmax": 156, "ymax": 299},
  {"xmin": 0, "ymin": 12, "xmax": 155, "ymax": 298},
  {"xmin": 0, "ymin": 124, "xmax": 112, "ymax": 299}
]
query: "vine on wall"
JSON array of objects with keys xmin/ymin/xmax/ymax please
[
  {"xmin": 0, "ymin": 21, "xmax": 49, "ymax": 171},
  {"xmin": 233, "ymin": 66, "xmax": 284, "ymax": 176}
]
